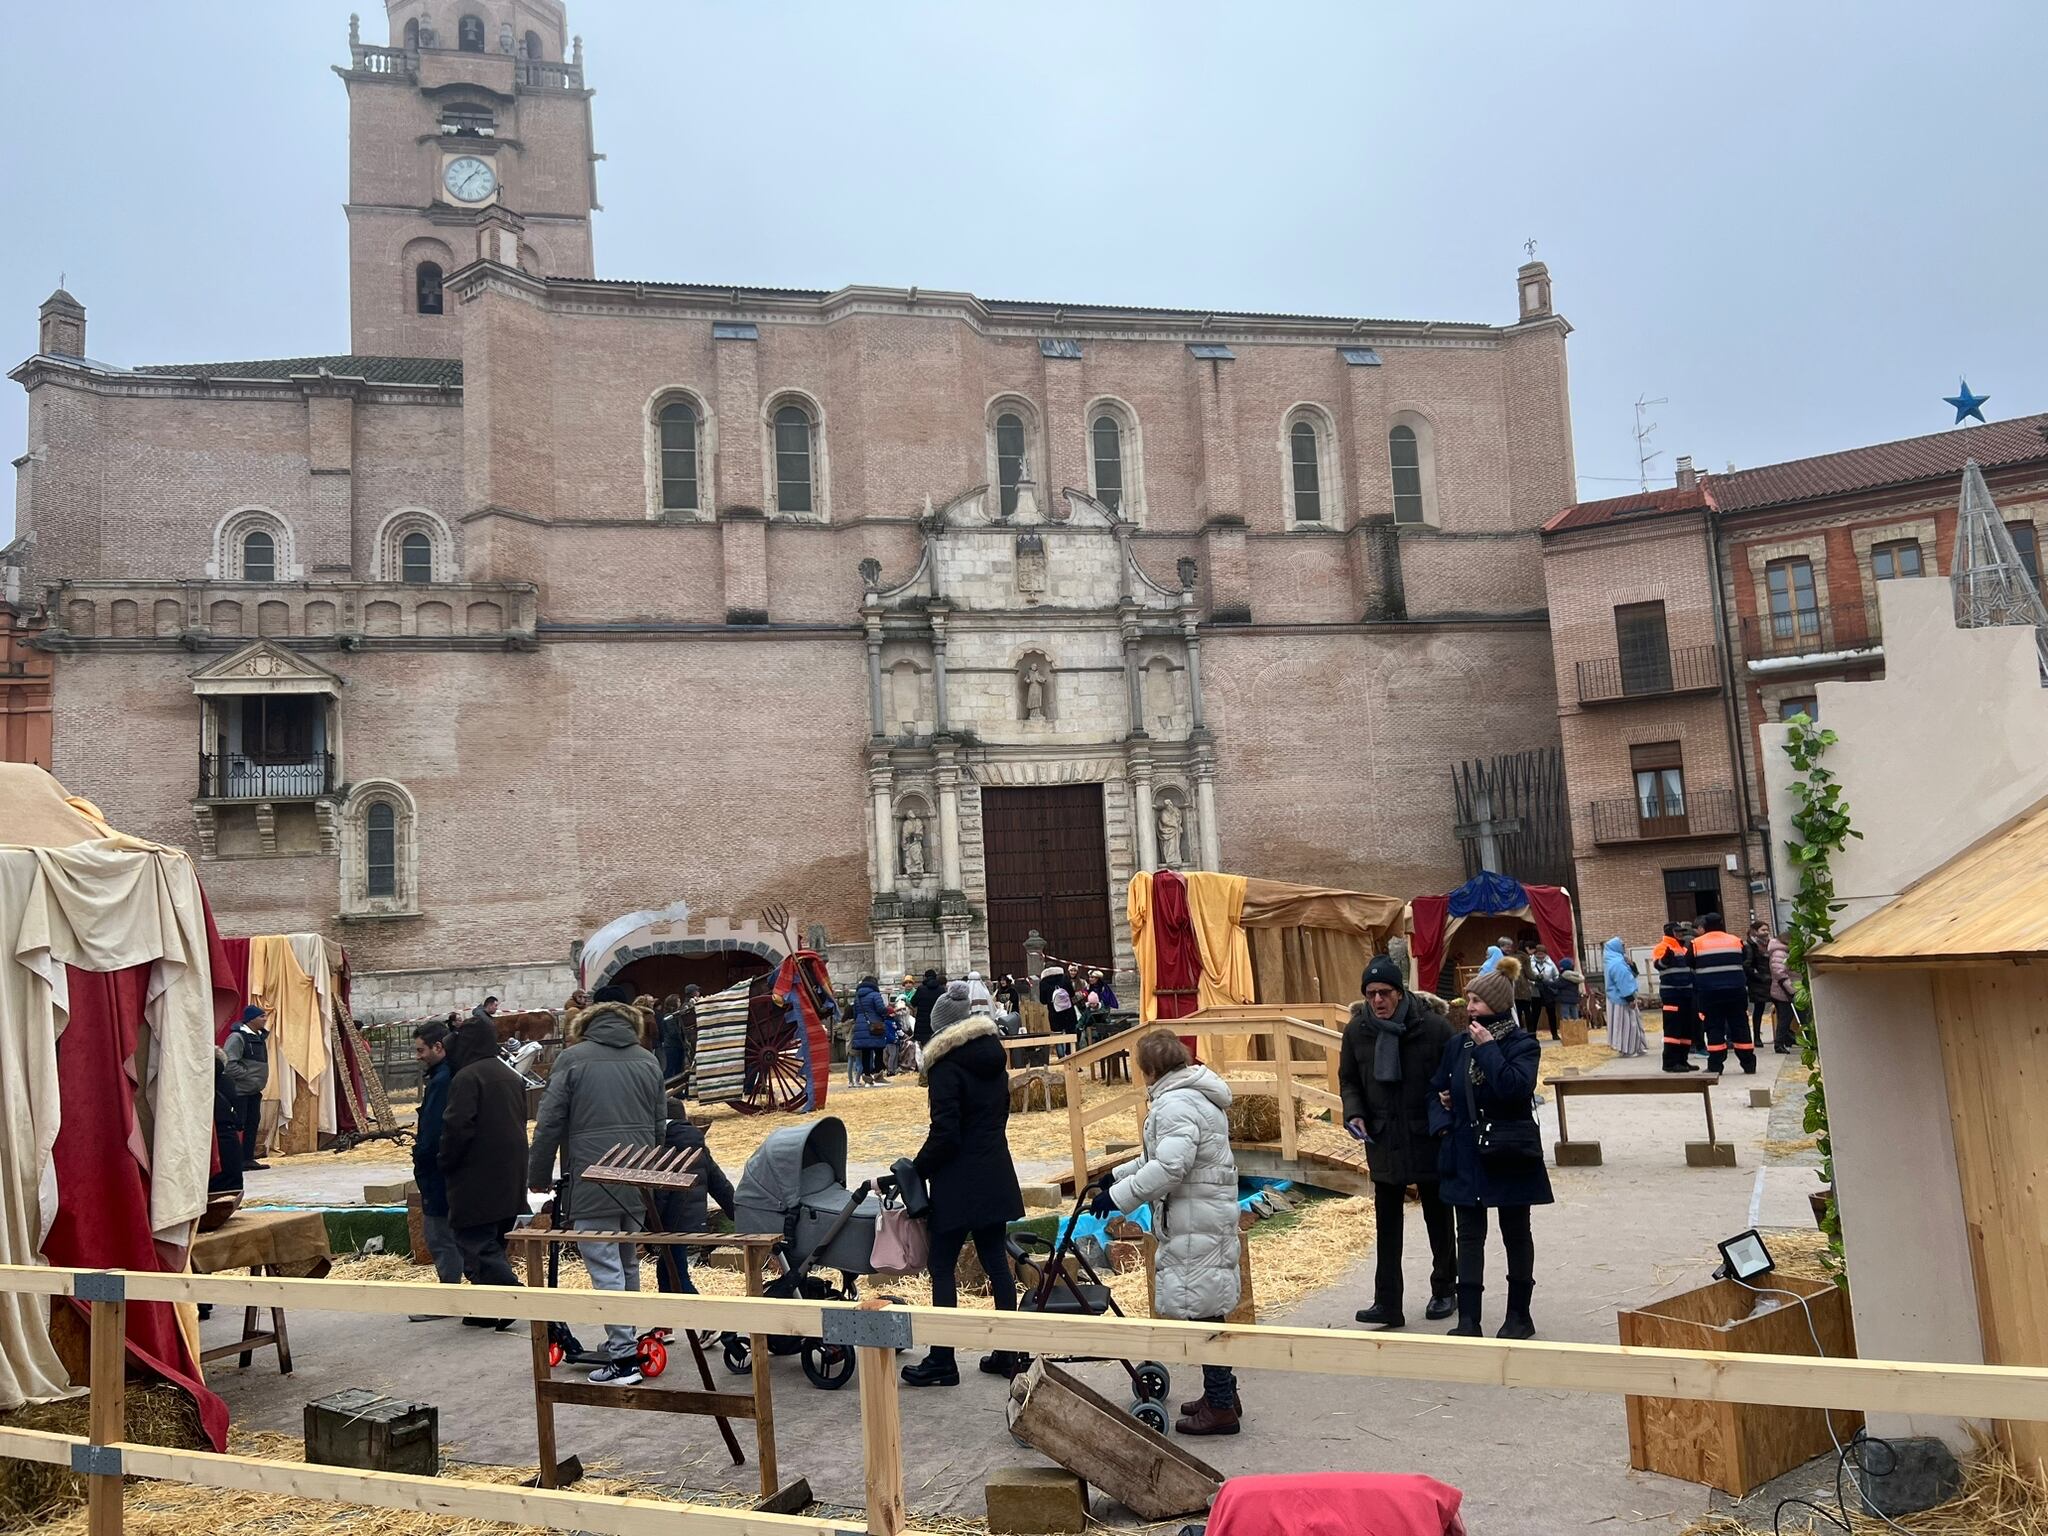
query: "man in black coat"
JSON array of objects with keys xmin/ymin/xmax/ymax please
[
  {"xmin": 903, "ymin": 1016, "xmax": 1024, "ymax": 1387},
  {"xmin": 438, "ymin": 1014, "xmax": 529, "ymax": 1325},
  {"xmin": 1341, "ymin": 954, "xmax": 1457, "ymax": 1330},
  {"xmin": 909, "ymin": 969, "xmax": 944, "ymax": 1046}
]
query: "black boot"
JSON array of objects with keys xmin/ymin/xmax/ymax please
[
  {"xmin": 978, "ymin": 1350, "xmax": 1030, "ymax": 1378},
  {"xmin": 900, "ymin": 1348, "xmax": 959, "ymax": 1387},
  {"xmin": 1497, "ymin": 1279, "xmax": 1535, "ymax": 1340},
  {"xmin": 1354, "ymin": 1301, "xmax": 1405, "ymax": 1329},
  {"xmin": 1448, "ymin": 1284, "xmax": 1483, "ymax": 1338},
  {"xmin": 1424, "ymin": 1292, "xmax": 1457, "ymax": 1322}
]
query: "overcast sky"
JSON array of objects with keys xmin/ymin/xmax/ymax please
[{"xmin": 5, "ymin": 1, "xmax": 2045, "ymax": 541}]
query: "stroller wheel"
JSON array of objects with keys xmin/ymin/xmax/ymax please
[
  {"xmin": 801, "ymin": 1339, "xmax": 857, "ymax": 1390},
  {"xmin": 641, "ymin": 1336, "xmax": 668, "ymax": 1379},
  {"xmin": 1130, "ymin": 1399, "xmax": 1169, "ymax": 1434},
  {"xmin": 722, "ymin": 1336, "xmax": 752, "ymax": 1375},
  {"xmin": 1133, "ymin": 1361, "xmax": 1171, "ymax": 1402}
]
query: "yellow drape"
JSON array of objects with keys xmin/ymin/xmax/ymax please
[
  {"xmin": 247, "ymin": 935, "xmax": 325, "ymax": 1100},
  {"xmin": 1128, "ymin": 873, "xmax": 1158, "ymax": 1024},
  {"xmin": 1181, "ymin": 872, "xmax": 1254, "ymax": 1010}
]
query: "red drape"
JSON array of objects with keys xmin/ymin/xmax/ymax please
[
  {"xmin": 1207, "ymin": 1473, "xmax": 1466, "ymax": 1536},
  {"xmin": 46, "ymin": 963, "xmax": 230, "ymax": 1451},
  {"xmin": 211, "ymin": 933, "xmax": 250, "ymax": 1045},
  {"xmin": 1409, "ymin": 895, "xmax": 1451, "ymax": 994},
  {"xmin": 1149, "ymin": 870, "xmax": 1204, "ymax": 1059},
  {"xmin": 1524, "ymin": 884, "xmax": 1577, "ymax": 967}
]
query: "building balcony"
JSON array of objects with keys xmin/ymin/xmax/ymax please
[
  {"xmin": 1588, "ymin": 786, "xmax": 1741, "ymax": 846},
  {"xmin": 1739, "ymin": 599, "xmax": 1883, "ymax": 668},
  {"xmin": 199, "ymin": 752, "xmax": 337, "ymax": 802},
  {"xmin": 346, "ymin": 40, "xmax": 584, "ymax": 91},
  {"xmin": 1575, "ymin": 642, "xmax": 1722, "ymax": 706}
]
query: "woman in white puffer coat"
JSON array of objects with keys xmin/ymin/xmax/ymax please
[{"xmin": 1094, "ymin": 1030, "xmax": 1243, "ymax": 1436}]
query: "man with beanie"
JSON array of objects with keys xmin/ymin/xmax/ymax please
[
  {"xmin": 222, "ymin": 1005, "xmax": 272, "ymax": 1170},
  {"xmin": 1341, "ymin": 955, "xmax": 1457, "ymax": 1329}
]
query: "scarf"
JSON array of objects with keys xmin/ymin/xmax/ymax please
[{"xmin": 1366, "ymin": 1003, "xmax": 1409, "ymax": 1084}]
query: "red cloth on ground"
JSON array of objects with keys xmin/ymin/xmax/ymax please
[
  {"xmin": 1149, "ymin": 869, "xmax": 1203, "ymax": 1059},
  {"xmin": 1409, "ymin": 895, "xmax": 1451, "ymax": 993},
  {"xmin": 1206, "ymin": 1473, "xmax": 1466, "ymax": 1536},
  {"xmin": 46, "ymin": 962, "xmax": 230, "ymax": 1451},
  {"xmin": 1524, "ymin": 883, "xmax": 1577, "ymax": 966}
]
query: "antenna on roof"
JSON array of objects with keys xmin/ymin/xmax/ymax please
[{"xmin": 1634, "ymin": 395, "xmax": 1668, "ymax": 492}]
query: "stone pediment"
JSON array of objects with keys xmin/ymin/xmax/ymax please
[{"xmin": 190, "ymin": 639, "xmax": 345, "ymax": 696}]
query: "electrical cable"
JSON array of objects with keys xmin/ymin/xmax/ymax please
[{"xmin": 1728, "ymin": 1274, "xmax": 1917, "ymax": 1536}]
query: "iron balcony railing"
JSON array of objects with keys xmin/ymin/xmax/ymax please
[
  {"xmin": 1739, "ymin": 598, "xmax": 1884, "ymax": 662},
  {"xmin": 198, "ymin": 753, "xmax": 337, "ymax": 801},
  {"xmin": 1575, "ymin": 642, "xmax": 1722, "ymax": 705},
  {"xmin": 1588, "ymin": 785, "xmax": 1740, "ymax": 845}
]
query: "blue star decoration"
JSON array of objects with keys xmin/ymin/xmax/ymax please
[{"xmin": 1945, "ymin": 379, "xmax": 1989, "ymax": 425}]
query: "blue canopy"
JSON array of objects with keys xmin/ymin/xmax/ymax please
[{"xmin": 1445, "ymin": 870, "xmax": 1529, "ymax": 919}]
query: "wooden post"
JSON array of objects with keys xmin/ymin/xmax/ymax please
[
  {"xmin": 526, "ymin": 1230, "xmax": 559, "ymax": 1488},
  {"xmin": 856, "ymin": 1342, "xmax": 905, "ymax": 1536},
  {"xmin": 1066, "ymin": 1065, "xmax": 1088, "ymax": 1188},
  {"xmin": 87, "ymin": 1294, "xmax": 126, "ymax": 1536},
  {"xmin": 1273, "ymin": 1024, "xmax": 1297, "ymax": 1161},
  {"xmin": 743, "ymin": 1245, "xmax": 776, "ymax": 1497}
]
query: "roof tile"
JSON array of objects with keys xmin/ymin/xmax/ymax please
[
  {"xmin": 132, "ymin": 356, "xmax": 463, "ymax": 388},
  {"xmin": 1713, "ymin": 413, "xmax": 2048, "ymax": 513}
]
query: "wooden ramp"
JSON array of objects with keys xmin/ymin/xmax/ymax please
[{"xmin": 1233, "ymin": 1139, "xmax": 1374, "ymax": 1198}]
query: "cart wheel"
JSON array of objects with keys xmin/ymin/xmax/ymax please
[
  {"xmin": 1133, "ymin": 1361, "xmax": 1171, "ymax": 1403},
  {"xmin": 801, "ymin": 1340, "xmax": 856, "ymax": 1390},
  {"xmin": 547, "ymin": 1340, "xmax": 565, "ymax": 1369},
  {"xmin": 641, "ymin": 1336, "xmax": 668, "ymax": 1379},
  {"xmin": 1130, "ymin": 1400, "xmax": 1169, "ymax": 1434},
  {"xmin": 722, "ymin": 1336, "xmax": 752, "ymax": 1374}
]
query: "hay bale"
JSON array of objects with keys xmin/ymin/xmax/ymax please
[
  {"xmin": 1228, "ymin": 1092, "xmax": 1281, "ymax": 1144},
  {"xmin": 1007, "ymin": 1068, "xmax": 1066, "ymax": 1113},
  {"xmin": 0, "ymin": 1380, "xmax": 206, "ymax": 1524}
]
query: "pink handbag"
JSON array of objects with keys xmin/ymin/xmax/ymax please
[{"xmin": 871, "ymin": 1200, "xmax": 929, "ymax": 1275}]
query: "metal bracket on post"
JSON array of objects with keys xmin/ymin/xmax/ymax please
[
  {"xmin": 70, "ymin": 1444, "xmax": 124, "ymax": 1477},
  {"xmin": 74, "ymin": 1272, "xmax": 126, "ymax": 1303},
  {"xmin": 821, "ymin": 1307, "xmax": 913, "ymax": 1351}
]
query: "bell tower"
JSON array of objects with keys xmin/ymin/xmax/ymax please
[{"xmin": 338, "ymin": 1, "xmax": 596, "ymax": 357}]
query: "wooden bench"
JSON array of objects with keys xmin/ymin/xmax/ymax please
[{"xmin": 1545, "ymin": 1074, "xmax": 1735, "ymax": 1168}]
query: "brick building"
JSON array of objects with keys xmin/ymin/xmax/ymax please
[
  {"xmin": 7, "ymin": 2, "xmax": 1575, "ymax": 1015},
  {"xmin": 1544, "ymin": 418, "xmax": 2048, "ymax": 961}
]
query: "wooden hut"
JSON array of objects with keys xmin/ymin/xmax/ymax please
[{"xmin": 1810, "ymin": 795, "xmax": 2048, "ymax": 1476}]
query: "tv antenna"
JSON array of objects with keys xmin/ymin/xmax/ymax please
[{"xmin": 1634, "ymin": 395, "xmax": 1669, "ymax": 492}]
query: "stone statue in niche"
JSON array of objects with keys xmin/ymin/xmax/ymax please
[
  {"xmin": 899, "ymin": 814, "xmax": 927, "ymax": 879},
  {"xmin": 858, "ymin": 557, "xmax": 882, "ymax": 589},
  {"xmin": 1022, "ymin": 659, "xmax": 1050, "ymax": 721},
  {"xmin": 1177, "ymin": 556, "xmax": 1199, "ymax": 591},
  {"xmin": 1157, "ymin": 802, "xmax": 1186, "ymax": 868},
  {"xmin": 1015, "ymin": 531, "xmax": 1047, "ymax": 604}
]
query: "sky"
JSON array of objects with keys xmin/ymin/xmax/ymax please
[{"xmin": 4, "ymin": 0, "xmax": 2046, "ymax": 541}]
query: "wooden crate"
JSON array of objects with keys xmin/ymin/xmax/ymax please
[
  {"xmin": 1006, "ymin": 1361, "xmax": 1221, "ymax": 1522},
  {"xmin": 1619, "ymin": 1275, "xmax": 1859, "ymax": 1496}
]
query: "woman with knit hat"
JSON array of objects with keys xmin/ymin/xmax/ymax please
[{"xmin": 1429, "ymin": 955, "xmax": 1552, "ymax": 1339}]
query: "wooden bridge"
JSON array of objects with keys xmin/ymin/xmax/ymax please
[{"xmin": 1055, "ymin": 1006, "xmax": 1374, "ymax": 1197}]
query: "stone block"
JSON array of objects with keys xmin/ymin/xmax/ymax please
[
  {"xmin": 1554, "ymin": 1140, "xmax": 1603, "ymax": 1167},
  {"xmin": 363, "ymin": 1178, "xmax": 417, "ymax": 1205},
  {"xmin": 1020, "ymin": 1183, "xmax": 1063, "ymax": 1210},
  {"xmin": 986, "ymin": 1465, "xmax": 1087, "ymax": 1534},
  {"xmin": 1854, "ymin": 1435, "xmax": 1963, "ymax": 1516},
  {"xmin": 1748, "ymin": 1086, "xmax": 1773, "ymax": 1109},
  {"xmin": 1686, "ymin": 1140, "xmax": 1738, "ymax": 1168}
]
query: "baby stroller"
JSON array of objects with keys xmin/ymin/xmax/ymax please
[
  {"xmin": 728, "ymin": 1117, "xmax": 882, "ymax": 1389},
  {"xmin": 1009, "ymin": 1179, "xmax": 1174, "ymax": 1430}
]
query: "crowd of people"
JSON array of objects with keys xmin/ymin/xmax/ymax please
[
  {"xmin": 1624, "ymin": 913, "xmax": 1796, "ymax": 1074},
  {"xmin": 842, "ymin": 961, "xmax": 1124, "ymax": 1086}
]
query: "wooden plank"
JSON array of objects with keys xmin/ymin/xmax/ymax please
[
  {"xmin": 856, "ymin": 1343, "xmax": 904, "ymax": 1536},
  {"xmin": 1294, "ymin": 1084, "xmax": 1343, "ymax": 1115},
  {"xmin": 109, "ymin": 1442, "xmax": 848, "ymax": 1536},
  {"xmin": 745, "ymin": 1243, "xmax": 777, "ymax": 1498},
  {"xmin": 1273, "ymin": 1025, "xmax": 1298, "ymax": 1161},
  {"xmin": 1078, "ymin": 1093, "xmax": 1139, "ymax": 1129},
  {"xmin": 0, "ymin": 1424, "xmax": 80, "ymax": 1465},
  {"xmin": 1545, "ymin": 1076, "xmax": 1711, "ymax": 1097},
  {"xmin": 538, "ymin": 1379, "xmax": 757, "ymax": 1419},
  {"xmin": 1005, "ymin": 1360, "xmax": 1221, "ymax": 1522},
  {"xmin": 1232, "ymin": 1145, "xmax": 1374, "ymax": 1199},
  {"xmin": 88, "ymin": 1296, "xmax": 126, "ymax": 1536}
]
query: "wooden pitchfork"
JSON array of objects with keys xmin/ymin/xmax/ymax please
[{"xmin": 761, "ymin": 904, "xmax": 796, "ymax": 954}]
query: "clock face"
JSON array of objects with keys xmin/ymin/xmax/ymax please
[{"xmin": 443, "ymin": 156, "xmax": 497, "ymax": 202}]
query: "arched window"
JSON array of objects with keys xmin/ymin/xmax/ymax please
[
  {"xmin": 416, "ymin": 262, "xmax": 443, "ymax": 315},
  {"xmin": 525, "ymin": 29, "xmax": 543, "ymax": 59},
  {"xmin": 399, "ymin": 532, "xmax": 433, "ymax": 585},
  {"xmin": 1091, "ymin": 414, "xmax": 1125, "ymax": 514},
  {"xmin": 659, "ymin": 400, "xmax": 700, "ymax": 513},
  {"xmin": 439, "ymin": 102, "xmax": 494, "ymax": 135},
  {"xmin": 1389, "ymin": 425, "xmax": 1424, "ymax": 525},
  {"xmin": 241, "ymin": 529, "xmax": 276, "ymax": 583},
  {"xmin": 403, "ymin": 17, "xmax": 420, "ymax": 50},
  {"xmin": 457, "ymin": 14, "xmax": 485, "ymax": 51},
  {"xmin": 773, "ymin": 403, "xmax": 815, "ymax": 514},
  {"xmin": 366, "ymin": 803, "xmax": 397, "ymax": 897},
  {"xmin": 996, "ymin": 412, "xmax": 1027, "ymax": 516},
  {"xmin": 1290, "ymin": 420, "xmax": 1323, "ymax": 523}
]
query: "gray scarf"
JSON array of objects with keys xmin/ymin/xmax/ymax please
[{"xmin": 1365, "ymin": 1001, "xmax": 1409, "ymax": 1084}]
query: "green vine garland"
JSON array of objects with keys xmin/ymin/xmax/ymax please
[{"xmin": 1781, "ymin": 713, "xmax": 1861, "ymax": 1284}]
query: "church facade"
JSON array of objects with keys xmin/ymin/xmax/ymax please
[{"xmin": 7, "ymin": 1, "xmax": 1573, "ymax": 1013}]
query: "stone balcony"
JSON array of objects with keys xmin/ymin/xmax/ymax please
[
  {"xmin": 345, "ymin": 38, "xmax": 585, "ymax": 92},
  {"xmin": 43, "ymin": 580, "xmax": 539, "ymax": 647}
]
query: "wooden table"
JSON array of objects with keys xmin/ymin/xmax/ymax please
[
  {"xmin": 507, "ymin": 1226, "xmax": 789, "ymax": 1499},
  {"xmin": 1545, "ymin": 1074, "xmax": 1734, "ymax": 1168},
  {"xmin": 189, "ymin": 1209, "xmax": 333, "ymax": 1374}
]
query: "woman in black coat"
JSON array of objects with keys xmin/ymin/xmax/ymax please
[
  {"xmin": 1430, "ymin": 958, "xmax": 1552, "ymax": 1340},
  {"xmin": 902, "ymin": 1016, "xmax": 1024, "ymax": 1387},
  {"xmin": 1340, "ymin": 956, "xmax": 1457, "ymax": 1329}
]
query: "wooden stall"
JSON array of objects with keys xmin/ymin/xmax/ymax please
[{"xmin": 1811, "ymin": 796, "xmax": 2048, "ymax": 1478}]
